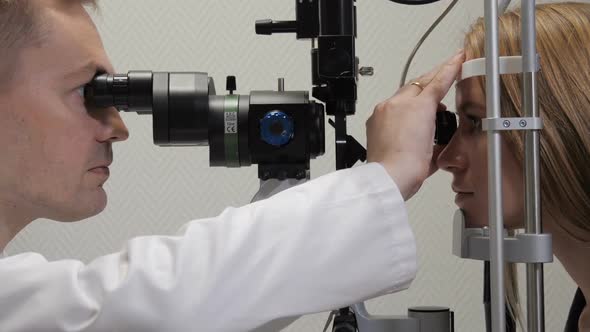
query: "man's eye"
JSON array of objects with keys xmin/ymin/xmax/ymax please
[
  {"xmin": 71, "ymin": 85, "xmax": 92, "ymax": 112},
  {"xmin": 76, "ymin": 86, "xmax": 86, "ymax": 98}
]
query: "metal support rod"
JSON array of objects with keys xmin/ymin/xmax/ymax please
[
  {"xmin": 521, "ymin": 1, "xmax": 545, "ymax": 331},
  {"xmin": 484, "ymin": 1, "xmax": 506, "ymax": 331},
  {"xmin": 278, "ymin": 78, "xmax": 285, "ymax": 92}
]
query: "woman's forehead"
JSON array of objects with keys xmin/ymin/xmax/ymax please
[{"xmin": 456, "ymin": 79, "xmax": 486, "ymax": 115}]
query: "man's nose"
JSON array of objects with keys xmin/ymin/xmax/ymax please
[
  {"xmin": 92, "ymin": 107, "xmax": 130, "ymax": 143},
  {"xmin": 436, "ymin": 133, "xmax": 467, "ymax": 173}
]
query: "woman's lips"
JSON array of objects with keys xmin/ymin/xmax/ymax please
[{"xmin": 455, "ymin": 192, "xmax": 474, "ymax": 207}]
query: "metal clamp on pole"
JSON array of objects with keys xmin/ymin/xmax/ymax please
[
  {"xmin": 452, "ymin": 210, "xmax": 553, "ymax": 264},
  {"xmin": 482, "ymin": 117, "xmax": 543, "ymax": 131}
]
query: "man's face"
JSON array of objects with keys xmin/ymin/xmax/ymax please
[{"xmin": 0, "ymin": 1, "xmax": 129, "ymax": 222}]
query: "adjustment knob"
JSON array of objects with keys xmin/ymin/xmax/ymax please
[
  {"xmin": 359, "ymin": 66, "xmax": 374, "ymax": 76},
  {"xmin": 226, "ymin": 76, "xmax": 237, "ymax": 94},
  {"xmin": 260, "ymin": 111, "xmax": 294, "ymax": 147}
]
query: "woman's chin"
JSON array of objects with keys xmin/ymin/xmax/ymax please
[
  {"xmin": 458, "ymin": 209, "xmax": 488, "ymax": 228},
  {"xmin": 461, "ymin": 212, "xmax": 520, "ymax": 230},
  {"xmin": 465, "ymin": 219, "xmax": 488, "ymax": 228}
]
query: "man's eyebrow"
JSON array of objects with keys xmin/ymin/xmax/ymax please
[
  {"xmin": 457, "ymin": 101, "xmax": 486, "ymax": 115},
  {"xmin": 64, "ymin": 62, "xmax": 109, "ymax": 81}
]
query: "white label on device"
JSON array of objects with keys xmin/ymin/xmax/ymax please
[{"xmin": 225, "ymin": 112, "xmax": 238, "ymax": 134}]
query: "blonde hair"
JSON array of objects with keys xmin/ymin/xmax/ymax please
[{"xmin": 463, "ymin": 1, "xmax": 590, "ymax": 325}]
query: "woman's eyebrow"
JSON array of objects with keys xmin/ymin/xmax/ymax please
[{"xmin": 457, "ymin": 101, "xmax": 486, "ymax": 115}]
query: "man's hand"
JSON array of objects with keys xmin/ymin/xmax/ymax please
[{"xmin": 366, "ymin": 50, "xmax": 464, "ymax": 200}]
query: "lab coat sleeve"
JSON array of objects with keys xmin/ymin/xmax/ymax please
[{"xmin": 0, "ymin": 162, "xmax": 417, "ymax": 332}]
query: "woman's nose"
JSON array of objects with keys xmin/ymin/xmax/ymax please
[{"xmin": 436, "ymin": 133, "xmax": 467, "ymax": 173}]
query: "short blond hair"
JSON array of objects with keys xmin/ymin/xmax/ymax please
[
  {"xmin": 0, "ymin": 0, "xmax": 97, "ymax": 88},
  {"xmin": 0, "ymin": 0, "xmax": 38, "ymax": 87}
]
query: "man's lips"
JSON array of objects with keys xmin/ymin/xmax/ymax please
[
  {"xmin": 88, "ymin": 160, "xmax": 112, "ymax": 172},
  {"xmin": 89, "ymin": 166, "xmax": 110, "ymax": 176}
]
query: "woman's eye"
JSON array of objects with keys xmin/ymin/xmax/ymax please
[
  {"xmin": 467, "ymin": 116, "xmax": 481, "ymax": 128},
  {"xmin": 458, "ymin": 114, "xmax": 482, "ymax": 133},
  {"xmin": 467, "ymin": 115, "xmax": 481, "ymax": 128}
]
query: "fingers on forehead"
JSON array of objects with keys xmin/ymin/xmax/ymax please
[
  {"xmin": 396, "ymin": 61, "xmax": 457, "ymax": 100},
  {"xmin": 423, "ymin": 62, "xmax": 463, "ymax": 101},
  {"xmin": 418, "ymin": 64, "xmax": 443, "ymax": 83}
]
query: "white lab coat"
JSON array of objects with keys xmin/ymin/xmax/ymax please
[{"xmin": 0, "ymin": 163, "xmax": 417, "ymax": 332}]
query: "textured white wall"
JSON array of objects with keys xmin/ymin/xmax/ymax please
[{"xmin": 6, "ymin": 1, "xmax": 580, "ymax": 331}]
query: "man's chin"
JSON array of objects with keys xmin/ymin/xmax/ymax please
[{"xmin": 49, "ymin": 188, "xmax": 108, "ymax": 222}]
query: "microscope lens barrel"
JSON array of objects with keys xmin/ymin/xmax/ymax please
[
  {"xmin": 85, "ymin": 71, "xmax": 212, "ymax": 146},
  {"xmin": 84, "ymin": 72, "xmax": 153, "ymax": 113},
  {"xmin": 152, "ymin": 72, "xmax": 210, "ymax": 146},
  {"xmin": 127, "ymin": 71, "xmax": 156, "ymax": 113},
  {"xmin": 83, "ymin": 73, "xmax": 118, "ymax": 108}
]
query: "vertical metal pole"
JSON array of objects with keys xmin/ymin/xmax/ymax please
[
  {"xmin": 484, "ymin": 1, "xmax": 506, "ymax": 331},
  {"xmin": 522, "ymin": 1, "xmax": 545, "ymax": 331}
]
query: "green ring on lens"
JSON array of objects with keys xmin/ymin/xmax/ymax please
[{"xmin": 224, "ymin": 95, "xmax": 240, "ymax": 167}]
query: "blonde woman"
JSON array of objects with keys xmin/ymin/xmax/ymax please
[{"xmin": 436, "ymin": 2, "xmax": 590, "ymax": 331}]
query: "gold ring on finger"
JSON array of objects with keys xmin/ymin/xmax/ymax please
[{"xmin": 410, "ymin": 81, "xmax": 425, "ymax": 91}]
